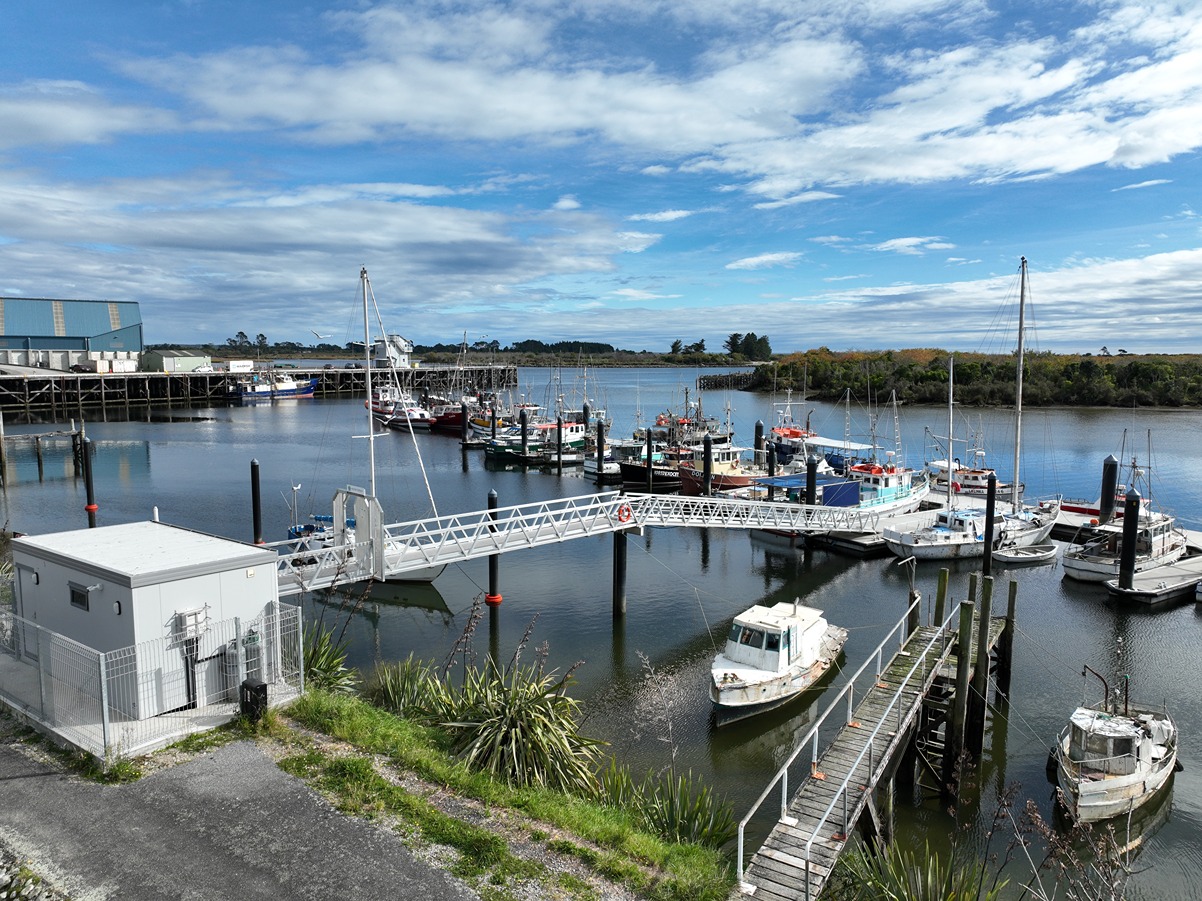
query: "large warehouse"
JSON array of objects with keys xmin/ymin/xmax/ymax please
[{"xmin": 0, "ymin": 296, "xmax": 143, "ymax": 370}]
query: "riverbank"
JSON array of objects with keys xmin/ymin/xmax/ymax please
[{"xmin": 0, "ymin": 699, "xmax": 732, "ymax": 901}]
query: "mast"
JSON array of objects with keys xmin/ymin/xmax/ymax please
[
  {"xmin": 361, "ymin": 266, "xmax": 377, "ymax": 497},
  {"xmin": 1011, "ymin": 257, "xmax": 1027, "ymax": 509},
  {"xmin": 947, "ymin": 353, "xmax": 955, "ymax": 507}
]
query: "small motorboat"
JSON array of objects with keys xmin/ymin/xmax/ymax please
[
  {"xmin": 993, "ymin": 543, "xmax": 1058, "ymax": 566},
  {"xmin": 1052, "ymin": 665, "xmax": 1178, "ymax": 823},
  {"xmin": 710, "ymin": 598, "xmax": 847, "ymax": 726}
]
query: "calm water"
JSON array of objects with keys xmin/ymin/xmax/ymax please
[{"xmin": 2, "ymin": 367, "xmax": 1201, "ymax": 897}]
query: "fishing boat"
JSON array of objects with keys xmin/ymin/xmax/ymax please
[
  {"xmin": 710, "ymin": 599, "xmax": 847, "ymax": 725},
  {"xmin": 483, "ymin": 419, "xmax": 588, "ymax": 463},
  {"xmin": 992, "ymin": 543, "xmax": 1058, "ymax": 566},
  {"xmin": 884, "ymin": 260, "xmax": 1060, "ymax": 560},
  {"xmin": 926, "ymin": 422, "xmax": 1023, "ymax": 501},
  {"xmin": 1053, "ymin": 665, "xmax": 1178, "ymax": 823},
  {"xmin": 229, "ymin": 371, "xmax": 318, "ymax": 401},
  {"xmin": 1062, "ymin": 515, "xmax": 1187, "ymax": 582}
]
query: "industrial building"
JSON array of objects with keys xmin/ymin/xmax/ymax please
[{"xmin": 0, "ymin": 296, "xmax": 143, "ymax": 371}]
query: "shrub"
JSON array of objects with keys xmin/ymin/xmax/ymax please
[{"xmin": 303, "ymin": 623, "xmax": 358, "ymax": 693}]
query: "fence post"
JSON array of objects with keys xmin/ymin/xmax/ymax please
[
  {"xmin": 99, "ymin": 651, "xmax": 111, "ymax": 759},
  {"xmin": 35, "ymin": 625, "xmax": 48, "ymax": 718},
  {"xmin": 235, "ymin": 617, "xmax": 246, "ymax": 685},
  {"xmin": 296, "ymin": 606, "xmax": 305, "ymax": 695}
]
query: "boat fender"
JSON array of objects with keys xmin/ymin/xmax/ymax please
[
  {"xmin": 617, "ymin": 503, "xmax": 633, "ymax": 523},
  {"xmin": 1176, "ymin": 758, "xmax": 1185, "ymax": 772}
]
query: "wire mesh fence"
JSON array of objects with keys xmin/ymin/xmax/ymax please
[{"xmin": 0, "ymin": 602, "xmax": 302, "ymax": 761}]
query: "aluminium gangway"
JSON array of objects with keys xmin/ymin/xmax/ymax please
[{"xmin": 269, "ymin": 489, "xmax": 884, "ymax": 597}]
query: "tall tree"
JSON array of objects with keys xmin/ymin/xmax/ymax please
[
  {"xmin": 724, "ymin": 333, "xmax": 743, "ymax": 355},
  {"xmin": 670, "ymin": 339, "xmax": 683, "ymax": 355}
]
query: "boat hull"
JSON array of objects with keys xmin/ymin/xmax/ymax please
[{"xmin": 711, "ymin": 656, "xmax": 836, "ymax": 726}]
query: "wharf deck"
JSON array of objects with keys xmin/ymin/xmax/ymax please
[{"xmin": 740, "ymin": 615, "xmax": 1007, "ymax": 901}]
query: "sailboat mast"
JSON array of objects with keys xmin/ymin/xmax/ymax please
[
  {"xmin": 947, "ymin": 353, "xmax": 955, "ymax": 507},
  {"xmin": 1012, "ymin": 257, "xmax": 1027, "ymax": 508},
  {"xmin": 361, "ymin": 266, "xmax": 377, "ymax": 497}
]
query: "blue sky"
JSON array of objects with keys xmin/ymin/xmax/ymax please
[{"xmin": 2, "ymin": 1, "xmax": 1201, "ymax": 354}]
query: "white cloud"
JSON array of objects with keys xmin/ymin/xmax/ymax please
[
  {"xmin": 628, "ymin": 210, "xmax": 696, "ymax": 222},
  {"xmin": 726, "ymin": 251, "xmax": 802, "ymax": 270}
]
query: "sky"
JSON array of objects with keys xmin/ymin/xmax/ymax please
[{"xmin": 2, "ymin": 1, "xmax": 1201, "ymax": 355}]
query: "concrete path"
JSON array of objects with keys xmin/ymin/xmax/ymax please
[{"xmin": 0, "ymin": 738, "xmax": 478, "ymax": 901}]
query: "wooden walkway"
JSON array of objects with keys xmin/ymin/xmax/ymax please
[{"xmin": 739, "ymin": 615, "xmax": 1007, "ymax": 901}]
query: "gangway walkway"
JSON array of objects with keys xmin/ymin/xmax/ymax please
[
  {"xmin": 735, "ymin": 601, "xmax": 959, "ymax": 901},
  {"xmin": 270, "ymin": 490, "xmax": 883, "ymax": 597}
]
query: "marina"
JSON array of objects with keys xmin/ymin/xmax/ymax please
[{"xmin": 1, "ymin": 366, "xmax": 1202, "ymax": 898}]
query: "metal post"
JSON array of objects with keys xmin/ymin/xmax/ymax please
[
  {"xmin": 486, "ymin": 489, "xmax": 502, "ymax": 606},
  {"xmin": 519, "ymin": 408, "xmax": 529, "ymax": 460},
  {"xmin": 1118, "ymin": 487, "xmax": 1141, "ymax": 589},
  {"xmin": 702, "ymin": 433, "xmax": 713, "ymax": 496},
  {"xmin": 806, "ymin": 454, "xmax": 819, "ymax": 505},
  {"xmin": 99, "ymin": 651, "xmax": 111, "ymax": 757},
  {"xmin": 595, "ymin": 420, "xmax": 606, "ymax": 483},
  {"xmin": 1099, "ymin": 454, "xmax": 1119, "ymax": 523},
  {"xmin": 83, "ymin": 437, "xmax": 97, "ymax": 528},
  {"xmin": 766, "ymin": 444, "xmax": 776, "ymax": 502},
  {"xmin": 556, "ymin": 415, "xmax": 564, "ymax": 474},
  {"xmin": 982, "ymin": 473, "xmax": 996, "ymax": 576},
  {"xmin": 612, "ymin": 528, "xmax": 627, "ymax": 617},
  {"xmin": 251, "ymin": 459, "xmax": 264, "ymax": 544}
]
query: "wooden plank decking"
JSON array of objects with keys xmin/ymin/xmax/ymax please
[{"xmin": 741, "ymin": 616, "xmax": 1007, "ymax": 900}]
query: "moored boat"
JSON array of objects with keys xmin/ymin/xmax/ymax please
[
  {"xmin": 1053, "ymin": 666, "xmax": 1178, "ymax": 823},
  {"xmin": 992, "ymin": 543, "xmax": 1058, "ymax": 566},
  {"xmin": 710, "ymin": 598, "xmax": 847, "ymax": 725},
  {"xmin": 229, "ymin": 372, "xmax": 317, "ymax": 401}
]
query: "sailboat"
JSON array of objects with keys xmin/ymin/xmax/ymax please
[
  {"xmin": 883, "ymin": 258, "xmax": 1060, "ymax": 560},
  {"xmin": 289, "ymin": 268, "xmax": 444, "ymax": 583}
]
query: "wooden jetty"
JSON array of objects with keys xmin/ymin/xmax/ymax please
[
  {"xmin": 0, "ymin": 364, "xmax": 517, "ymax": 420},
  {"xmin": 736, "ymin": 574, "xmax": 1014, "ymax": 900}
]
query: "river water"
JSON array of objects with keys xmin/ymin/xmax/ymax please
[{"xmin": 1, "ymin": 366, "xmax": 1200, "ymax": 898}]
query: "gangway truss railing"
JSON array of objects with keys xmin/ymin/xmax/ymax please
[
  {"xmin": 736, "ymin": 599, "xmax": 961, "ymax": 897},
  {"xmin": 268, "ymin": 490, "xmax": 883, "ymax": 597}
]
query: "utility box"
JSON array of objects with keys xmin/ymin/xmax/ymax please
[
  {"xmin": 11, "ymin": 521, "xmax": 280, "ymax": 720},
  {"xmin": 240, "ymin": 678, "xmax": 268, "ymax": 722}
]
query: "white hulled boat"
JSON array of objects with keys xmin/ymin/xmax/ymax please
[
  {"xmin": 1053, "ymin": 665, "xmax": 1178, "ymax": 823},
  {"xmin": 710, "ymin": 599, "xmax": 847, "ymax": 725}
]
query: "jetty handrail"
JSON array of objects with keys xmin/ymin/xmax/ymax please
[
  {"xmin": 795, "ymin": 612, "xmax": 960, "ymax": 899},
  {"xmin": 735, "ymin": 599, "xmax": 957, "ymax": 887}
]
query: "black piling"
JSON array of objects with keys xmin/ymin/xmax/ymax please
[
  {"xmin": 613, "ymin": 526, "xmax": 627, "ymax": 616},
  {"xmin": 982, "ymin": 473, "xmax": 997, "ymax": 577},
  {"xmin": 595, "ymin": 420, "xmax": 606, "ymax": 482},
  {"xmin": 251, "ymin": 458, "xmax": 264, "ymax": 544},
  {"xmin": 82, "ymin": 437, "xmax": 97, "ymax": 528},
  {"xmin": 556, "ymin": 415, "xmax": 564, "ymax": 474},
  {"xmin": 519, "ymin": 408, "xmax": 529, "ymax": 460},
  {"xmin": 1118, "ymin": 487, "xmax": 1142, "ymax": 589},
  {"xmin": 996, "ymin": 580, "xmax": 1019, "ymax": 699},
  {"xmin": 486, "ymin": 489, "xmax": 502, "ymax": 606},
  {"xmin": 702, "ymin": 433, "xmax": 713, "ymax": 496},
  {"xmin": 459, "ymin": 401, "xmax": 469, "ymax": 444},
  {"xmin": 1099, "ymin": 454, "xmax": 1120, "ymax": 523},
  {"xmin": 806, "ymin": 454, "xmax": 819, "ymax": 505}
]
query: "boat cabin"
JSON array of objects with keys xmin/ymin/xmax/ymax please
[
  {"xmin": 723, "ymin": 603, "xmax": 828, "ymax": 675},
  {"xmin": 1066, "ymin": 707, "xmax": 1174, "ymax": 776}
]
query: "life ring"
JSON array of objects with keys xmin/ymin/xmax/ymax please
[
  {"xmin": 952, "ymin": 482, "xmax": 962, "ymax": 493},
  {"xmin": 617, "ymin": 504, "xmax": 633, "ymax": 523}
]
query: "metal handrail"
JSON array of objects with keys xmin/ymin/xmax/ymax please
[
  {"xmin": 794, "ymin": 612, "xmax": 959, "ymax": 899},
  {"xmin": 735, "ymin": 598, "xmax": 959, "ymax": 889}
]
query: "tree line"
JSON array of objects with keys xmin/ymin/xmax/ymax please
[{"xmin": 751, "ymin": 347, "xmax": 1202, "ymax": 407}]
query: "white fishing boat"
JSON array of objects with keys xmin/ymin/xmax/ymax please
[
  {"xmin": 884, "ymin": 259, "xmax": 1060, "ymax": 560},
  {"xmin": 710, "ymin": 599, "xmax": 847, "ymax": 725},
  {"xmin": 993, "ymin": 543, "xmax": 1058, "ymax": 566},
  {"xmin": 1062, "ymin": 515, "xmax": 1187, "ymax": 582},
  {"xmin": 1053, "ymin": 665, "xmax": 1178, "ymax": 823}
]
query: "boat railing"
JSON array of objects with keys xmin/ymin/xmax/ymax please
[{"xmin": 735, "ymin": 598, "xmax": 959, "ymax": 892}]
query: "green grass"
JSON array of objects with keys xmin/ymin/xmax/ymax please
[{"xmin": 285, "ymin": 690, "xmax": 735, "ymax": 901}]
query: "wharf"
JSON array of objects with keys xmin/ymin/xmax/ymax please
[{"xmin": 0, "ymin": 364, "xmax": 517, "ymax": 419}]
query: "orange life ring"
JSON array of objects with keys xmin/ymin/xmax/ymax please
[{"xmin": 617, "ymin": 503, "xmax": 633, "ymax": 523}]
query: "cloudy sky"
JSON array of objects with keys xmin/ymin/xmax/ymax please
[{"xmin": 2, "ymin": 0, "xmax": 1201, "ymax": 354}]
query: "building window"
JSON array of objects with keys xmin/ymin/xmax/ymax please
[{"xmin": 69, "ymin": 584, "xmax": 89, "ymax": 611}]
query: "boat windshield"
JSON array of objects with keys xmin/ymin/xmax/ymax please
[{"xmin": 729, "ymin": 624, "xmax": 766, "ymax": 649}]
